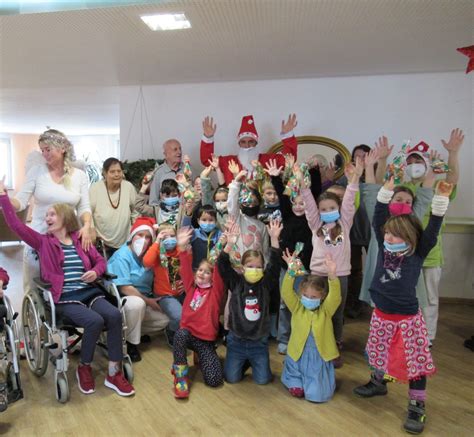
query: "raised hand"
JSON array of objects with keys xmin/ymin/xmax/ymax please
[
  {"xmin": 281, "ymin": 248, "xmax": 295, "ymax": 265},
  {"xmin": 264, "ymin": 158, "xmax": 283, "ymax": 177},
  {"xmin": 235, "ymin": 169, "xmax": 247, "ymax": 183},
  {"xmin": 364, "ymin": 148, "xmax": 379, "ymax": 168},
  {"xmin": 323, "ymin": 162, "xmax": 336, "ymax": 182},
  {"xmin": 441, "ymin": 128, "xmax": 464, "ymax": 154},
  {"xmin": 383, "ymin": 176, "xmax": 395, "ymax": 191},
  {"xmin": 435, "ymin": 180, "xmax": 454, "ymax": 197},
  {"xmin": 177, "ymin": 226, "xmax": 193, "ymax": 248},
  {"xmin": 422, "ymin": 167, "xmax": 436, "ymax": 189},
  {"xmin": 281, "ymin": 113, "xmax": 298, "ymax": 135},
  {"xmin": 344, "ymin": 162, "xmax": 355, "ymax": 180},
  {"xmin": 354, "ymin": 156, "xmax": 364, "ymax": 178},
  {"xmin": 224, "ymin": 221, "xmax": 240, "ymax": 245},
  {"xmin": 0, "ymin": 175, "xmax": 6, "ymax": 195},
  {"xmin": 375, "ymin": 136, "xmax": 394, "ymax": 160},
  {"xmin": 140, "ymin": 171, "xmax": 154, "ymax": 194},
  {"xmin": 208, "ymin": 154, "xmax": 220, "ymax": 170},
  {"xmin": 200, "ymin": 165, "xmax": 213, "ymax": 179},
  {"xmin": 228, "ymin": 159, "xmax": 240, "ymax": 177},
  {"xmin": 202, "ymin": 116, "xmax": 217, "ymax": 138},
  {"xmin": 284, "ymin": 153, "xmax": 295, "ymax": 170},
  {"xmin": 324, "ymin": 254, "xmax": 337, "ymax": 279},
  {"xmin": 429, "ymin": 149, "xmax": 442, "ymax": 162},
  {"xmin": 267, "ymin": 218, "xmax": 283, "ymax": 239}
]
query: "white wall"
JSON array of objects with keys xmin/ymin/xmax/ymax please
[{"xmin": 119, "ymin": 72, "xmax": 473, "ymax": 219}]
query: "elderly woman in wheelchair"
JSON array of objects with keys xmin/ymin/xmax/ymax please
[
  {"xmin": 0, "ymin": 267, "xmax": 23, "ymax": 411},
  {"xmin": 0, "ymin": 178, "xmax": 135, "ymax": 400}
]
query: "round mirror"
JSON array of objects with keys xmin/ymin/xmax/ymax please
[{"xmin": 267, "ymin": 135, "xmax": 351, "ymax": 180}]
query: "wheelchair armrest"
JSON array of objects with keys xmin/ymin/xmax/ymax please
[
  {"xmin": 33, "ymin": 277, "xmax": 52, "ymax": 289},
  {"xmin": 102, "ymin": 272, "xmax": 117, "ymax": 280}
]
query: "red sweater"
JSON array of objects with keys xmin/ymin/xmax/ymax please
[{"xmin": 179, "ymin": 250, "xmax": 225, "ymax": 341}]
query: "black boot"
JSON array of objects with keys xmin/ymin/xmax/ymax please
[
  {"xmin": 126, "ymin": 342, "xmax": 142, "ymax": 362},
  {"xmin": 353, "ymin": 375, "xmax": 388, "ymax": 397},
  {"xmin": 404, "ymin": 400, "xmax": 426, "ymax": 434}
]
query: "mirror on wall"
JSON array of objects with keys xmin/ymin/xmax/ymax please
[{"xmin": 267, "ymin": 135, "xmax": 351, "ymax": 180}]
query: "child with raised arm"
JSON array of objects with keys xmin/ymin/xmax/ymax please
[
  {"xmin": 300, "ymin": 157, "xmax": 364, "ymax": 365},
  {"xmin": 353, "ymin": 178, "xmax": 453, "ymax": 435},
  {"xmin": 170, "ymin": 227, "xmax": 226, "ymax": 398},
  {"xmin": 217, "ymin": 219, "xmax": 282, "ymax": 385},
  {"xmin": 281, "ymin": 252, "xmax": 341, "ymax": 402}
]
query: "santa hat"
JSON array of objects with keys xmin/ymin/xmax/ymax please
[
  {"xmin": 406, "ymin": 141, "xmax": 430, "ymax": 166},
  {"xmin": 237, "ymin": 115, "xmax": 259, "ymax": 142},
  {"xmin": 128, "ymin": 217, "xmax": 156, "ymax": 242}
]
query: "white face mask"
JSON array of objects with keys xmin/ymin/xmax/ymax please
[
  {"xmin": 406, "ymin": 163, "xmax": 426, "ymax": 179},
  {"xmin": 215, "ymin": 201, "xmax": 227, "ymax": 212},
  {"xmin": 132, "ymin": 237, "xmax": 146, "ymax": 257}
]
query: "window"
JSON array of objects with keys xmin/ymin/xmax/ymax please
[
  {"xmin": 69, "ymin": 135, "xmax": 120, "ymax": 185},
  {"xmin": 0, "ymin": 136, "xmax": 13, "ymax": 189}
]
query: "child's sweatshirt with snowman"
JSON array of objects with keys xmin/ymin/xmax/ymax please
[{"xmin": 217, "ymin": 248, "xmax": 281, "ymax": 340}]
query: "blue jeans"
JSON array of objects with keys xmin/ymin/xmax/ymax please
[
  {"xmin": 224, "ymin": 332, "xmax": 272, "ymax": 385},
  {"xmin": 277, "ymin": 269, "xmax": 304, "ymax": 346},
  {"xmin": 158, "ymin": 294, "xmax": 184, "ymax": 333}
]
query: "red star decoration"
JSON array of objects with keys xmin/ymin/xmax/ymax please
[{"xmin": 457, "ymin": 45, "xmax": 474, "ymax": 74}]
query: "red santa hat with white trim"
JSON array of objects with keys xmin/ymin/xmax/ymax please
[
  {"xmin": 237, "ymin": 115, "xmax": 259, "ymax": 142},
  {"xmin": 406, "ymin": 141, "xmax": 430, "ymax": 167},
  {"xmin": 128, "ymin": 216, "xmax": 156, "ymax": 242}
]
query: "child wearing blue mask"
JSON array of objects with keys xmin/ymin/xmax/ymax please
[
  {"xmin": 354, "ymin": 178, "xmax": 452, "ymax": 435},
  {"xmin": 182, "ymin": 204, "xmax": 222, "ymax": 270},
  {"xmin": 299, "ymin": 157, "xmax": 364, "ymax": 366},
  {"xmin": 280, "ymin": 252, "xmax": 341, "ymax": 402},
  {"xmin": 143, "ymin": 223, "xmax": 184, "ymax": 347}
]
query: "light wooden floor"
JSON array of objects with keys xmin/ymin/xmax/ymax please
[{"xmin": 1, "ymin": 244, "xmax": 473, "ymax": 436}]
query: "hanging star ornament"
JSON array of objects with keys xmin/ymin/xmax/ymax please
[{"xmin": 457, "ymin": 45, "xmax": 474, "ymax": 74}]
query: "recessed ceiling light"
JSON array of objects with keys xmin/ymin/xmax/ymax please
[{"xmin": 140, "ymin": 13, "xmax": 191, "ymax": 31}]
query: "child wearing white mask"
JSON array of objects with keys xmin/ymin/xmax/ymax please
[
  {"xmin": 299, "ymin": 157, "xmax": 364, "ymax": 367},
  {"xmin": 280, "ymin": 252, "xmax": 341, "ymax": 402}
]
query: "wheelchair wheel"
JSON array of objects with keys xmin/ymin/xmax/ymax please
[
  {"xmin": 55, "ymin": 371, "xmax": 69, "ymax": 403},
  {"xmin": 22, "ymin": 294, "xmax": 48, "ymax": 377},
  {"xmin": 123, "ymin": 358, "xmax": 134, "ymax": 384}
]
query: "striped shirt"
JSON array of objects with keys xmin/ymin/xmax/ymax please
[{"xmin": 61, "ymin": 243, "xmax": 88, "ymax": 293}]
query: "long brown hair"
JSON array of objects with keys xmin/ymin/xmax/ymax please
[
  {"xmin": 383, "ymin": 214, "xmax": 423, "ymax": 255},
  {"xmin": 316, "ymin": 191, "xmax": 342, "ymax": 240},
  {"xmin": 52, "ymin": 203, "xmax": 80, "ymax": 234}
]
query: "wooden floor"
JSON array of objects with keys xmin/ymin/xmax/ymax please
[{"xmin": 1, "ymin": 244, "xmax": 473, "ymax": 436}]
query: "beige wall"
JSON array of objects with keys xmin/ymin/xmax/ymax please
[{"xmin": 11, "ymin": 133, "xmax": 38, "ymax": 195}]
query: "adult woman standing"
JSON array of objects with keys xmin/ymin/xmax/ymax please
[
  {"xmin": 89, "ymin": 158, "xmax": 137, "ymax": 259},
  {"xmin": 9, "ymin": 129, "xmax": 93, "ymax": 294}
]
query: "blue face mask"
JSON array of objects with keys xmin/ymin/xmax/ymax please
[
  {"xmin": 301, "ymin": 295, "xmax": 321, "ymax": 311},
  {"xmin": 320, "ymin": 210, "xmax": 340, "ymax": 223},
  {"xmin": 199, "ymin": 222, "xmax": 216, "ymax": 233},
  {"xmin": 161, "ymin": 196, "xmax": 180, "ymax": 207},
  {"xmin": 383, "ymin": 241, "xmax": 409, "ymax": 253},
  {"xmin": 163, "ymin": 237, "xmax": 177, "ymax": 251}
]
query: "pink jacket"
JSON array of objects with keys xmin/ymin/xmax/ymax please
[
  {"xmin": 302, "ymin": 183, "xmax": 358, "ymax": 276},
  {"xmin": 0, "ymin": 194, "xmax": 106, "ymax": 303}
]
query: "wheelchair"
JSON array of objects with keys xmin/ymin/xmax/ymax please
[
  {"xmin": 21, "ymin": 274, "xmax": 133, "ymax": 403},
  {"xmin": 0, "ymin": 290, "xmax": 23, "ymax": 407}
]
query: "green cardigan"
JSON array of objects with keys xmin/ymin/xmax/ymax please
[{"xmin": 282, "ymin": 273, "xmax": 341, "ymax": 362}]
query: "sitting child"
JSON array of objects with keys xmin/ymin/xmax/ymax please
[
  {"xmin": 281, "ymin": 252, "xmax": 341, "ymax": 402},
  {"xmin": 217, "ymin": 219, "xmax": 282, "ymax": 385},
  {"xmin": 171, "ymin": 227, "xmax": 226, "ymax": 398},
  {"xmin": 143, "ymin": 223, "xmax": 184, "ymax": 347}
]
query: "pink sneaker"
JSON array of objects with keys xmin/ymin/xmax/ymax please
[
  {"xmin": 105, "ymin": 371, "xmax": 135, "ymax": 397},
  {"xmin": 77, "ymin": 364, "xmax": 95, "ymax": 394},
  {"xmin": 289, "ymin": 387, "xmax": 304, "ymax": 398}
]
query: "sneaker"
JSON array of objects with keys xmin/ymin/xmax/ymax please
[
  {"xmin": 76, "ymin": 364, "xmax": 95, "ymax": 394},
  {"xmin": 277, "ymin": 343, "xmax": 287, "ymax": 355},
  {"xmin": 140, "ymin": 335, "xmax": 152, "ymax": 343},
  {"xmin": 289, "ymin": 387, "xmax": 304, "ymax": 398},
  {"xmin": 353, "ymin": 379, "xmax": 388, "ymax": 398},
  {"xmin": 332, "ymin": 342, "xmax": 344, "ymax": 368},
  {"xmin": 404, "ymin": 400, "xmax": 426, "ymax": 434},
  {"xmin": 105, "ymin": 371, "xmax": 135, "ymax": 397},
  {"xmin": 171, "ymin": 364, "xmax": 189, "ymax": 399},
  {"xmin": 126, "ymin": 342, "xmax": 142, "ymax": 363}
]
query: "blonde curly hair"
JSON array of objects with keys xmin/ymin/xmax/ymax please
[{"xmin": 38, "ymin": 128, "xmax": 76, "ymax": 189}]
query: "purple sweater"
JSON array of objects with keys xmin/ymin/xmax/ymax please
[
  {"xmin": 0, "ymin": 194, "xmax": 106, "ymax": 303},
  {"xmin": 303, "ymin": 183, "xmax": 358, "ymax": 276}
]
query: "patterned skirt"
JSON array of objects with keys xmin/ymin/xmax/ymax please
[{"xmin": 366, "ymin": 308, "xmax": 435, "ymax": 382}]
